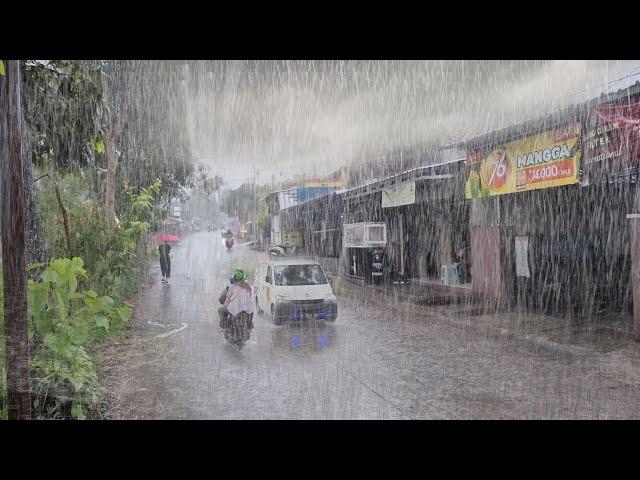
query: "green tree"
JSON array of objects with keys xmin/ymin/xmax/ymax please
[
  {"xmin": 101, "ymin": 61, "xmax": 194, "ymax": 226},
  {"xmin": 22, "ymin": 60, "xmax": 194, "ymax": 229}
]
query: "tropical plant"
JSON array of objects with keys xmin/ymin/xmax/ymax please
[{"xmin": 28, "ymin": 257, "xmax": 132, "ymax": 419}]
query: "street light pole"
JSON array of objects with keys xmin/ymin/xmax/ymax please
[{"xmin": 1, "ymin": 60, "xmax": 32, "ymax": 420}]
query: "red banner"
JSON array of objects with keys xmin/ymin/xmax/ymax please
[{"xmin": 583, "ymin": 98, "xmax": 640, "ymax": 180}]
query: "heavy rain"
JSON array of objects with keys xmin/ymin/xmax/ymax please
[{"xmin": 2, "ymin": 59, "xmax": 640, "ymax": 420}]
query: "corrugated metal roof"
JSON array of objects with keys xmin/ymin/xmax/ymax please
[
  {"xmin": 341, "ymin": 157, "xmax": 465, "ymax": 200},
  {"xmin": 443, "ymin": 81, "xmax": 640, "ymax": 152}
]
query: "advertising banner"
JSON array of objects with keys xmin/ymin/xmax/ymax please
[
  {"xmin": 465, "ymin": 123, "xmax": 581, "ymax": 199},
  {"xmin": 582, "ymin": 99, "xmax": 640, "ymax": 181},
  {"xmin": 382, "ymin": 180, "xmax": 416, "ymax": 208}
]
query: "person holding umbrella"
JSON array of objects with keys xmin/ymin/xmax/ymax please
[
  {"xmin": 154, "ymin": 232, "xmax": 180, "ymax": 284},
  {"xmin": 159, "ymin": 241, "xmax": 171, "ymax": 283}
]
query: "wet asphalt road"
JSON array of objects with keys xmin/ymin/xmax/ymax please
[{"xmin": 105, "ymin": 231, "xmax": 640, "ymax": 419}]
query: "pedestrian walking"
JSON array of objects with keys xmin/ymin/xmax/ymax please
[{"xmin": 159, "ymin": 241, "xmax": 171, "ymax": 283}]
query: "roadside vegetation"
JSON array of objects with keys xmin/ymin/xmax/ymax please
[
  {"xmin": 1, "ymin": 178, "xmax": 169, "ymax": 418},
  {"xmin": 1, "ymin": 60, "xmax": 194, "ymax": 419}
]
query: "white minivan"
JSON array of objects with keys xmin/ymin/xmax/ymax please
[{"xmin": 254, "ymin": 258, "xmax": 338, "ymax": 325}]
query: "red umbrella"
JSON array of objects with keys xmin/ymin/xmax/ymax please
[{"xmin": 154, "ymin": 233, "xmax": 181, "ymax": 243}]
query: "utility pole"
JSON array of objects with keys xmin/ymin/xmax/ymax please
[
  {"xmin": 252, "ymin": 166, "xmax": 256, "ymax": 229},
  {"xmin": 1, "ymin": 60, "xmax": 32, "ymax": 419}
]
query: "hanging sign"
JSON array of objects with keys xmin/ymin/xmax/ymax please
[
  {"xmin": 382, "ymin": 180, "xmax": 416, "ymax": 208},
  {"xmin": 465, "ymin": 123, "xmax": 581, "ymax": 199},
  {"xmin": 515, "ymin": 236, "xmax": 531, "ymax": 278}
]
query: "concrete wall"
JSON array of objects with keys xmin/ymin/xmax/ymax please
[
  {"xmin": 270, "ymin": 214, "xmax": 281, "ymax": 245},
  {"xmin": 471, "ymin": 226, "xmax": 504, "ymax": 303}
]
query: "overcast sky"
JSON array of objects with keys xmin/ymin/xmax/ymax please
[{"xmin": 182, "ymin": 60, "xmax": 640, "ymax": 188}]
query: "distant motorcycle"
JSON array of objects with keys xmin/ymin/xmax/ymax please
[
  {"xmin": 224, "ymin": 236, "xmax": 234, "ymax": 251},
  {"xmin": 224, "ymin": 312, "xmax": 251, "ymax": 350}
]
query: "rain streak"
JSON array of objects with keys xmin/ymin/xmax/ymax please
[{"xmin": 2, "ymin": 59, "xmax": 640, "ymax": 419}]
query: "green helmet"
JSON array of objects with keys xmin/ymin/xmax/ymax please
[{"xmin": 233, "ymin": 269, "xmax": 246, "ymax": 283}]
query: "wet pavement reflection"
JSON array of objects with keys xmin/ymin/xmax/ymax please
[
  {"xmin": 104, "ymin": 231, "xmax": 640, "ymax": 420},
  {"xmin": 271, "ymin": 321, "xmax": 338, "ymax": 353}
]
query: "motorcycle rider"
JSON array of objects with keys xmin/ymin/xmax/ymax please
[
  {"xmin": 218, "ymin": 274, "xmax": 236, "ymax": 329},
  {"xmin": 222, "ymin": 269, "xmax": 254, "ymax": 332},
  {"xmin": 222, "ymin": 228, "xmax": 234, "ymax": 250}
]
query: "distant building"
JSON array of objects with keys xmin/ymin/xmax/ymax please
[
  {"xmin": 264, "ymin": 170, "xmax": 348, "ymax": 246},
  {"xmin": 170, "ymin": 198, "xmax": 182, "ymax": 219}
]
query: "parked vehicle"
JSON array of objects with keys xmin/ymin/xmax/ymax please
[
  {"xmin": 268, "ymin": 244, "xmax": 297, "ymax": 257},
  {"xmin": 254, "ymin": 258, "xmax": 337, "ymax": 325}
]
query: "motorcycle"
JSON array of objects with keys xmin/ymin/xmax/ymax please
[
  {"xmin": 224, "ymin": 311, "xmax": 252, "ymax": 350},
  {"xmin": 224, "ymin": 236, "xmax": 234, "ymax": 251}
]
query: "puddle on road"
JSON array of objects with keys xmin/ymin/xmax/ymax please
[
  {"xmin": 554, "ymin": 327, "xmax": 638, "ymax": 353},
  {"xmin": 414, "ymin": 296, "xmax": 458, "ymax": 307}
]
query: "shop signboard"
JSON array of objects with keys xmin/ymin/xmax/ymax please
[
  {"xmin": 282, "ymin": 230, "xmax": 300, "ymax": 247},
  {"xmin": 465, "ymin": 123, "xmax": 581, "ymax": 199},
  {"xmin": 582, "ymin": 99, "xmax": 640, "ymax": 182},
  {"xmin": 382, "ymin": 180, "xmax": 416, "ymax": 208}
]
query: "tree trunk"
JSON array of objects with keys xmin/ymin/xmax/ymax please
[
  {"xmin": 1, "ymin": 60, "xmax": 32, "ymax": 420},
  {"xmin": 55, "ymin": 184, "xmax": 72, "ymax": 257},
  {"xmin": 105, "ymin": 129, "xmax": 117, "ymax": 228},
  {"xmin": 1, "ymin": 63, "xmax": 48, "ymax": 266}
]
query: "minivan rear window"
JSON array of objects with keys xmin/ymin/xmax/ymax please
[{"xmin": 274, "ymin": 265, "xmax": 328, "ymax": 286}]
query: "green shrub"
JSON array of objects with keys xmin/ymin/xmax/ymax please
[
  {"xmin": 0, "ymin": 177, "xmax": 165, "ymax": 419},
  {"xmin": 1, "ymin": 255, "xmax": 133, "ymax": 420},
  {"xmin": 38, "ymin": 177, "xmax": 165, "ymax": 304},
  {"xmin": 28, "ymin": 257, "xmax": 132, "ymax": 419}
]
